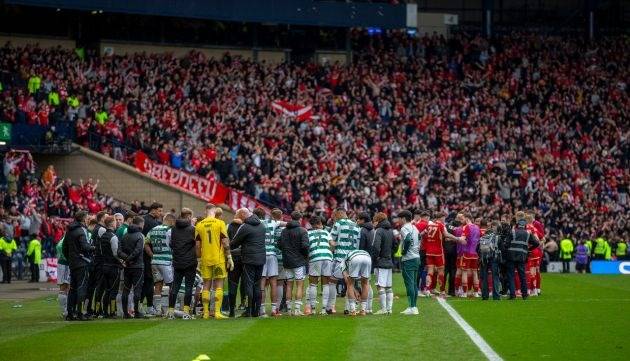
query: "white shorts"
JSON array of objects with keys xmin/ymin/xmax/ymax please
[
  {"xmin": 331, "ymin": 260, "xmax": 344, "ymax": 280},
  {"xmin": 284, "ymin": 266, "xmax": 306, "ymax": 281},
  {"xmin": 375, "ymin": 268, "xmax": 392, "ymax": 287},
  {"xmin": 308, "ymin": 260, "xmax": 333, "ymax": 277},
  {"xmin": 151, "ymin": 264, "xmax": 174, "ymax": 284},
  {"xmin": 262, "ymin": 255, "xmax": 279, "ymax": 278},
  {"xmin": 57, "ymin": 264, "xmax": 71, "ymax": 285},
  {"xmin": 277, "ymin": 265, "xmax": 287, "ymax": 280}
]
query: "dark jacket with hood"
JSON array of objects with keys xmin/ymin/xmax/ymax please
[
  {"xmin": 227, "ymin": 221, "xmax": 242, "ymax": 263},
  {"xmin": 62, "ymin": 221, "xmax": 94, "ymax": 270},
  {"xmin": 278, "ymin": 220, "xmax": 309, "ymax": 269},
  {"xmin": 170, "ymin": 218, "xmax": 197, "ymax": 270},
  {"xmin": 372, "ymin": 220, "xmax": 396, "ymax": 269},
  {"xmin": 231, "ymin": 215, "xmax": 266, "ymax": 266},
  {"xmin": 359, "ymin": 222, "xmax": 375, "ymax": 257},
  {"xmin": 118, "ymin": 225, "xmax": 145, "ymax": 269}
]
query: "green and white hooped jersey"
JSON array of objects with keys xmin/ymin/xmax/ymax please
[
  {"xmin": 307, "ymin": 229, "xmax": 333, "ymax": 262},
  {"xmin": 330, "ymin": 218, "xmax": 360, "ymax": 261},
  {"xmin": 146, "ymin": 224, "xmax": 172, "ymax": 265},
  {"xmin": 263, "ymin": 219, "xmax": 280, "ymax": 257},
  {"xmin": 274, "ymin": 225, "xmax": 285, "ymax": 264}
]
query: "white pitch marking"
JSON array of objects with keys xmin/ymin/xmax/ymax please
[{"xmin": 437, "ymin": 297, "xmax": 503, "ymax": 361}]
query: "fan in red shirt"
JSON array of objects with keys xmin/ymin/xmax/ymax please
[{"xmin": 525, "ymin": 213, "xmax": 544, "ymax": 296}]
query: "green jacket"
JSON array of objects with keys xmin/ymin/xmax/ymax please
[
  {"xmin": 95, "ymin": 110, "xmax": 108, "ymax": 124},
  {"xmin": 616, "ymin": 242, "xmax": 628, "ymax": 257},
  {"xmin": 560, "ymin": 239, "xmax": 574, "ymax": 260},
  {"xmin": 27, "ymin": 76, "xmax": 41, "ymax": 94},
  {"xmin": 67, "ymin": 96, "xmax": 80, "ymax": 108},
  {"xmin": 116, "ymin": 224, "xmax": 128, "ymax": 239},
  {"xmin": 26, "ymin": 238, "xmax": 42, "ymax": 265},
  {"xmin": 48, "ymin": 91, "xmax": 60, "ymax": 106},
  {"xmin": 0, "ymin": 237, "xmax": 17, "ymax": 257},
  {"xmin": 604, "ymin": 242, "xmax": 612, "ymax": 260},
  {"xmin": 55, "ymin": 237, "xmax": 68, "ymax": 266}
]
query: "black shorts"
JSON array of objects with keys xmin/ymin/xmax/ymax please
[{"xmin": 576, "ymin": 263, "xmax": 586, "ymax": 272}]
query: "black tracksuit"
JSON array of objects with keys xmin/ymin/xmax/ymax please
[
  {"xmin": 372, "ymin": 220, "xmax": 396, "ymax": 270},
  {"xmin": 278, "ymin": 221, "xmax": 309, "ymax": 269},
  {"xmin": 444, "ymin": 223, "xmax": 459, "ymax": 296},
  {"xmin": 62, "ymin": 221, "xmax": 94, "ymax": 317},
  {"xmin": 230, "ymin": 215, "xmax": 266, "ymax": 317},
  {"xmin": 118, "ymin": 225, "xmax": 145, "ymax": 316},
  {"xmin": 227, "ymin": 221, "xmax": 246, "ymax": 316},
  {"xmin": 169, "ymin": 219, "xmax": 197, "ymax": 310},
  {"xmin": 87, "ymin": 224, "xmax": 106, "ymax": 314},
  {"xmin": 101, "ymin": 229, "xmax": 122, "ymax": 316}
]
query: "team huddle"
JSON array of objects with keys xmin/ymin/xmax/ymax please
[{"xmin": 56, "ymin": 202, "xmax": 544, "ymax": 321}]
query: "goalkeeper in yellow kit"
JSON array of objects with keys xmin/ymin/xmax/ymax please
[{"xmin": 195, "ymin": 204, "xmax": 234, "ymax": 319}]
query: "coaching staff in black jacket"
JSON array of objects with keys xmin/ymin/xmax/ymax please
[
  {"xmin": 230, "ymin": 208, "xmax": 266, "ymax": 317},
  {"xmin": 168, "ymin": 208, "xmax": 197, "ymax": 314},
  {"xmin": 119, "ymin": 216, "xmax": 146, "ymax": 318},
  {"xmin": 63, "ymin": 211, "xmax": 94, "ymax": 321}
]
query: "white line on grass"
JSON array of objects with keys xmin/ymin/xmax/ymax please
[{"xmin": 437, "ymin": 298, "xmax": 503, "ymax": 361}]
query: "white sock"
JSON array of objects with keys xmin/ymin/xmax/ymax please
[
  {"xmin": 378, "ymin": 289, "xmax": 386, "ymax": 311},
  {"xmin": 349, "ymin": 299, "xmax": 356, "ymax": 312},
  {"xmin": 308, "ymin": 284, "xmax": 318, "ymax": 309},
  {"xmin": 321, "ymin": 284, "xmax": 329, "ymax": 311},
  {"xmin": 271, "ymin": 302, "xmax": 277, "ymax": 313},
  {"xmin": 277, "ymin": 285, "xmax": 284, "ymax": 305},
  {"xmin": 58, "ymin": 293, "xmax": 68, "ymax": 316},
  {"xmin": 367, "ymin": 286, "xmax": 373, "ymax": 312},
  {"xmin": 127, "ymin": 294, "xmax": 134, "ymax": 314},
  {"xmin": 260, "ymin": 290, "xmax": 266, "ymax": 314},
  {"xmin": 386, "ymin": 288, "xmax": 394, "ymax": 312},
  {"xmin": 116, "ymin": 294, "xmax": 123, "ymax": 316},
  {"xmin": 327, "ymin": 283, "xmax": 337, "ymax": 310},
  {"xmin": 295, "ymin": 300, "xmax": 302, "ymax": 312},
  {"xmin": 288, "ymin": 300, "xmax": 293, "ymax": 312},
  {"xmin": 345, "ymin": 297, "xmax": 350, "ymax": 311},
  {"xmin": 361, "ymin": 301, "xmax": 367, "ymax": 312},
  {"xmin": 153, "ymin": 295, "xmax": 161, "ymax": 312}
]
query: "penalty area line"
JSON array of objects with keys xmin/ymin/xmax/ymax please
[{"xmin": 437, "ymin": 297, "xmax": 503, "ymax": 361}]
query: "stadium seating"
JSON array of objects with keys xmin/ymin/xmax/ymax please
[{"xmin": 0, "ymin": 31, "xmax": 628, "ymax": 243}]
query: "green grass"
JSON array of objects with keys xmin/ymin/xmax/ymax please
[{"xmin": 1, "ymin": 274, "xmax": 628, "ymax": 361}]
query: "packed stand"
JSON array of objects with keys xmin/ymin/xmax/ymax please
[
  {"xmin": 0, "ymin": 150, "xmax": 128, "ymax": 283},
  {"xmin": 0, "ymin": 32, "xmax": 628, "ymax": 248}
]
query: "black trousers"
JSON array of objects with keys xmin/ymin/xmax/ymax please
[
  {"xmin": 1, "ymin": 257, "xmax": 11, "ymax": 283},
  {"xmin": 67, "ymin": 266, "xmax": 89, "ymax": 316},
  {"xmin": 101, "ymin": 265, "xmax": 121, "ymax": 316},
  {"xmin": 29, "ymin": 261, "xmax": 39, "ymax": 282},
  {"xmin": 86, "ymin": 263, "xmax": 104, "ymax": 313},
  {"xmin": 228, "ymin": 260, "xmax": 245, "ymax": 315},
  {"xmin": 479, "ymin": 259, "xmax": 501, "ymax": 300},
  {"xmin": 169, "ymin": 265, "xmax": 196, "ymax": 309},
  {"xmin": 506, "ymin": 260, "xmax": 527, "ymax": 299},
  {"xmin": 142, "ymin": 276, "xmax": 154, "ymax": 308},
  {"xmin": 562, "ymin": 259, "xmax": 571, "ymax": 273},
  {"xmin": 242, "ymin": 263, "xmax": 263, "ymax": 317},
  {"xmin": 122, "ymin": 268, "xmax": 144, "ymax": 315},
  {"xmin": 444, "ymin": 249, "xmax": 458, "ymax": 295}
]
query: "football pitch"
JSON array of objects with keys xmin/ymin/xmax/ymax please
[{"xmin": 1, "ymin": 274, "xmax": 628, "ymax": 361}]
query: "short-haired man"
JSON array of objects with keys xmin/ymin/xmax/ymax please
[
  {"xmin": 87, "ymin": 210, "xmax": 107, "ymax": 317},
  {"xmin": 145, "ymin": 213, "xmax": 176, "ymax": 316},
  {"xmin": 195, "ymin": 204, "xmax": 233, "ymax": 319},
  {"xmin": 357, "ymin": 212, "xmax": 375, "ymax": 314},
  {"xmin": 506, "ymin": 212, "xmax": 540, "ymax": 300},
  {"xmin": 397, "ymin": 210, "xmax": 420, "ymax": 315},
  {"xmin": 142, "ymin": 203, "xmax": 163, "ymax": 314},
  {"xmin": 114, "ymin": 213, "xmax": 124, "ymax": 230},
  {"xmin": 119, "ymin": 216, "xmax": 146, "ymax": 318},
  {"xmin": 327, "ymin": 209, "xmax": 361, "ymax": 314},
  {"xmin": 168, "ymin": 208, "xmax": 198, "ymax": 318},
  {"xmin": 100, "ymin": 216, "xmax": 123, "ymax": 317},
  {"xmin": 257, "ymin": 208, "xmax": 286, "ymax": 317},
  {"xmin": 278, "ymin": 211, "xmax": 309, "ymax": 316},
  {"xmin": 306, "ymin": 215, "xmax": 334, "ymax": 315},
  {"xmin": 63, "ymin": 211, "xmax": 94, "ymax": 321},
  {"xmin": 372, "ymin": 212, "xmax": 396, "ymax": 315}
]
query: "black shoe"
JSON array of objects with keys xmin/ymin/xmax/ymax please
[
  {"xmin": 493, "ymin": 297, "xmax": 501, "ymax": 301},
  {"xmin": 522, "ymin": 296, "xmax": 528, "ymax": 301},
  {"xmin": 76, "ymin": 314, "xmax": 92, "ymax": 321},
  {"xmin": 123, "ymin": 313, "xmax": 132, "ymax": 319},
  {"xmin": 508, "ymin": 296, "xmax": 516, "ymax": 300},
  {"xmin": 239, "ymin": 312, "xmax": 251, "ymax": 318},
  {"xmin": 229, "ymin": 312, "xmax": 235, "ymax": 318},
  {"xmin": 482, "ymin": 298, "xmax": 489, "ymax": 301},
  {"xmin": 326, "ymin": 309, "xmax": 333, "ymax": 315},
  {"xmin": 65, "ymin": 314, "xmax": 76, "ymax": 321},
  {"xmin": 343, "ymin": 310, "xmax": 349, "ymax": 315},
  {"xmin": 134, "ymin": 312, "xmax": 146, "ymax": 319}
]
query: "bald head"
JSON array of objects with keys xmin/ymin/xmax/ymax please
[{"xmin": 235, "ymin": 208, "xmax": 251, "ymax": 221}]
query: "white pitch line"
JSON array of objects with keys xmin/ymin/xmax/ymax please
[{"xmin": 437, "ymin": 298, "xmax": 503, "ymax": 361}]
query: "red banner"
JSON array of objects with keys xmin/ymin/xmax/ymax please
[
  {"xmin": 271, "ymin": 100, "xmax": 315, "ymax": 121},
  {"xmin": 134, "ymin": 151, "xmax": 228, "ymax": 205}
]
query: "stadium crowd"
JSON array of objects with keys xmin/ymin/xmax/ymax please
[{"xmin": 0, "ymin": 31, "xmax": 627, "ymax": 249}]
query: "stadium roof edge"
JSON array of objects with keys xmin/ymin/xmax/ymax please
[{"xmin": 5, "ymin": 0, "xmax": 409, "ymax": 29}]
